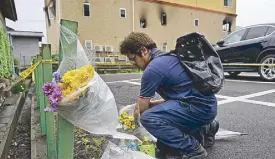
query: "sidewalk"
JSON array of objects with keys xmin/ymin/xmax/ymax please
[
  {"xmin": 31, "ymin": 86, "xmax": 47, "ymax": 159},
  {"xmin": 0, "ymin": 80, "xmax": 31, "ymax": 159}
]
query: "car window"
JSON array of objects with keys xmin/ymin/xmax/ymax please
[
  {"xmin": 265, "ymin": 26, "xmax": 275, "ymax": 36},
  {"xmin": 244, "ymin": 26, "xmax": 269, "ymax": 40},
  {"xmin": 224, "ymin": 29, "xmax": 246, "ymax": 45}
]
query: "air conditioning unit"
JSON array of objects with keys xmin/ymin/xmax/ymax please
[
  {"xmin": 93, "ymin": 57, "xmax": 105, "ymax": 62},
  {"xmin": 94, "ymin": 45, "xmax": 103, "ymax": 52},
  {"xmin": 85, "ymin": 40, "xmax": 93, "ymax": 50},
  {"xmin": 104, "ymin": 45, "xmax": 114, "ymax": 52},
  {"xmin": 104, "ymin": 57, "xmax": 115, "ymax": 62},
  {"xmin": 118, "ymin": 56, "xmax": 127, "ymax": 61}
]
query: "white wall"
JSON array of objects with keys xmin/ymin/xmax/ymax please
[{"xmin": 11, "ymin": 36, "xmax": 40, "ymax": 68}]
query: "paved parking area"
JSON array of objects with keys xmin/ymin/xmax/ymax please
[{"xmin": 100, "ymin": 73, "xmax": 275, "ymax": 159}]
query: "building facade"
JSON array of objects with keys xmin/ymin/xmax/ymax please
[
  {"xmin": 45, "ymin": 0, "xmax": 237, "ymax": 60},
  {"xmin": 7, "ymin": 30, "xmax": 44, "ymax": 69}
]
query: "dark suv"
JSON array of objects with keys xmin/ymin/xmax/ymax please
[{"xmin": 214, "ymin": 23, "xmax": 275, "ymax": 81}]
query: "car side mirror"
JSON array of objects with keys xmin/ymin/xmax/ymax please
[{"xmin": 217, "ymin": 40, "xmax": 225, "ymax": 46}]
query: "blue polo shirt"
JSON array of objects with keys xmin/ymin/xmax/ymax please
[{"xmin": 140, "ymin": 48, "xmax": 217, "ymax": 115}]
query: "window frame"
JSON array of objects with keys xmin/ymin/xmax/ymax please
[
  {"xmin": 162, "ymin": 43, "xmax": 168, "ymax": 52},
  {"xmin": 224, "ymin": 0, "xmax": 233, "ymax": 8},
  {"xmin": 243, "ymin": 25, "xmax": 270, "ymax": 41},
  {"xmin": 194, "ymin": 19, "xmax": 199, "ymax": 27},
  {"xmin": 120, "ymin": 8, "xmax": 126, "ymax": 18},
  {"xmin": 49, "ymin": 6, "xmax": 55, "ymax": 19},
  {"xmin": 223, "ymin": 28, "xmax": 248, "ymax": 45},
  {"xmin": 222, "ymin": 25, "xmax": 275, "ymax": 45},
  {"xmin": 83, "ymin": 3, "xmax": 91, "ymax": 17},
  {"xmin": 265, "ymin": 26, "xmax": 275, "ymax": 36},
  {"xmin": 85, "ymin": 40, "xmax": 93, "ymax": 50}
]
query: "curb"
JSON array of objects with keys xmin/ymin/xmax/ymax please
[
  {"xmin": 0, "ymin": 80, "xmax": 31, "ymax": 159},
  {"xmin": 31, "ymin": 91, "xmax": 36, "ymax": 159}
]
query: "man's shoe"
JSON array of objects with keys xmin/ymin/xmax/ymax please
[
  {"xmin": 201, "ymin": 119, "xmax": 219, "ymax": 148},
  {"xmin": 182, "ymin": 144, "xmax": 207, "ymax": 159}
]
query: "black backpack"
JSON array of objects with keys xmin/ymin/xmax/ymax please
[{"xmin": 154, "ymin": 32, "xmax": 225, "ymax": 95}]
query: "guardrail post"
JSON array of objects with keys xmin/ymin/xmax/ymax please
[
  {"xmin": 41, "ymin": 44, "xmax": 58, "ymax": 158},
  {"xmin": 36, "ymin": 54, "xmax": 47, "ymax": 135},
  {"xmin": 57, "ymin": 19, "xmax": 78, "ymax": 159}
]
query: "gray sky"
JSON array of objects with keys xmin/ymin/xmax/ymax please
[{"xmin": 6, "ymin": 0, "xmax": 275, "ymax": 43}]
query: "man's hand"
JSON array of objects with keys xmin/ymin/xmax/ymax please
[{"xmin": 134, "ymin": 97, "xmax": 151, "ymax": 117}]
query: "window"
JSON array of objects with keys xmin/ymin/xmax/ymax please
[
  {"xmin": 162, "ymin": 43, "xmax": 167, "ymax": 52},
  {"xmin": 120, "ymin": 8, "xmax": 126, "ymax": 18},
  {"xmin": 140, "ymin": 19, "xmax": 146, "ymax": 28},
  {"xmin": 224, "ymin": 0, "xmax": 233, "ymax": 7},
  {"xmin": 244, "ymin": 26, "xmax": 269, "ymax": 40},
  {"xmin": 224, "ymin": 29, "xmax": 246, "ymax": 44},
  {"xmin": 223, "ymin": 21, "xmax": 232, "ymax": 32},
  {"xmin": 85, "ymin": 40, "xmax": 93, "ymax": 50},
  {"xmin": 265, "ymin": 26, "xmax": 275, "ymax": 36},
  {"xmin": 49, "ymin": 6, "xmax": 55, "ymax": 19},
  {"xmin": 83, "ymin": 3, "xmax": 90, "ymax": 17},
  {"xmin": 161, "ymin": 13, "xmax": 167, "ymax": 25},
  {"xmin": 194, "ymin": 19, "xmax": 199, "ymax": 26}
]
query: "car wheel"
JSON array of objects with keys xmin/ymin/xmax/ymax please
[
  {"xmin": 259, "ymin": 55, "xmax": 275, "ymax": 82},
  {"xmin": 228, "ymin": 72, "xmax": 241, "ymax": 77}
]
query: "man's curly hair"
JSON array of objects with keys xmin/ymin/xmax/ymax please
[{"xmin": 119, "ymin": 32, "xmax": 157, "ymax": 55}]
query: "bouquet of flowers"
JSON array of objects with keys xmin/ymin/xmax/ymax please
[
  {"xmin": 38, "ymin": 24, "xmax": 119, "ymax": 136},
  {"xmin": 118, "ymin": 111, "xmax": 137, "ymax": 131},
  {"xmin": 116, "ymin": 104, "xmax": 157, "ymax": 143},
  {"xmin": 42, "ymin": 65, "xmax": 95, "ymax": 112}
]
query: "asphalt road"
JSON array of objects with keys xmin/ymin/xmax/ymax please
[{"xmin": 100, "ymin": 72, "xmax": 275, "ymax": 159}]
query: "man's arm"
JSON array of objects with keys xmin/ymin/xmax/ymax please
[
  {"xmin": 149, "ymin": 99, "xmax": 165, "ymax": 107},
  {"xmin": 135, "ymin": 97, "xmax": 151, "ymax": 115},
  {"xmin": 138, "ymin": 67, "xmax": 164, "ymax": 114}
]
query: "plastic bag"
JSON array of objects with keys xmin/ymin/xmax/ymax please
[
  {"xmin": 44, "ymin": 24, "xmax": 119, "ymax": 136},
  {"xmin": 115, "ymin": 104, "xmax": 157, "ymax": 142},
  {"xmin": 44, "ymin": 24, "xmax": 153, "ymax": 141},
  {"xmin": 101, "ymin": 141, "xmax": 156, "ymax": 159},
  {"xmin": 215, "ymin": 128, "xmax": 248, "ymax": 140}
]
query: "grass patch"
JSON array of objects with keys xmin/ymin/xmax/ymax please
[
  {"xmin": 74, "ymin": 128, "xmax": 108, "ymax": 159},
  {"xmin": 11, "ymin": 80, "xmax": 28, "ymax": 94}
]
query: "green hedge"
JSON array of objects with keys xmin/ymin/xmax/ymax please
[{"xmin": 0, "ymin": 28, "xmax": 12, "ymax": 78}]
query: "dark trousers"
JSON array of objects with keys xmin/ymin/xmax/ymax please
[{"xmin": 140, "ymin": 100, "xmax": 217, "ymax": 155}]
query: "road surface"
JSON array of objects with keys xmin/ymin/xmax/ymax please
[{"xmin": 100, "ymin": 72, "xmax": 275, "ymax": 159}]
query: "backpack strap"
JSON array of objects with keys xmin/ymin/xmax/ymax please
[{"xmin": 151, "ymin": 50, "xmax": 195, "ymax": 91}]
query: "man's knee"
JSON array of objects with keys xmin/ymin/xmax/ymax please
[
  {"xmin": 140, "ymin": 109, "xmax": 158, "ymax": 129},
  {"xmin": 140, "ymin": 110, "xmax": 150, "ymax": 126}
]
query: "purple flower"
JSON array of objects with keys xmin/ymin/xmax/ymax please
[
  {"xmin": 44, "ymin": 107, "xmax": 57, "ymax": 112},
  {"xmin": 49, "ymin": 91, "xmax": 62, "ymax": 107},
  {"xmin": 53, "ymin": 72, "xmax": 62, "ymax": 83},
  {"xmin": 42, "ymin": 82, "xmax": 55, "ymax": 96},
  {"xmin": 53, "ymin": 86, "xmax": 62, "ymax": 96}
]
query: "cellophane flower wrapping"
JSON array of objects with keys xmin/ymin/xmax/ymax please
[
  {"xmin": 53, "ymin": 24, "xmax": 120, "ymax": 136},
  {"xmin": 115, "ymin": 104, "xmax": 157, "ymax": 142},
  {"xmin": 50, "ymin": 25, "xmax": 156, "ymax": 159},
  {"xmin": 101, "ymin": 141, "xmax": 156, "ymax": 159}
]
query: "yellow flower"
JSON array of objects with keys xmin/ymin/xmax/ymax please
[
  {"xmin": 125, "ymin": 118, "xmax": 130, "ymax": 123},
  {"xmin": 131, "ymin": 125, "xmax": 136, "ymax": 129},
  {"xmin": 119, "ymin": 116, "xmax": 123, "ymax": 123},
  {"xmin": 129, "ymin": 116, "xmax": 134, "ymax": 121},
  {"xmin": 121, "ymin": 112, "xmax": 128, "ymax": 118},
  {"xmin": 125, "ymin": 125, "xmax": 130, "ymax": 129},
  {"xmin": 58, "ymin": 64, "xmax": 95, "ymax": 100}
]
